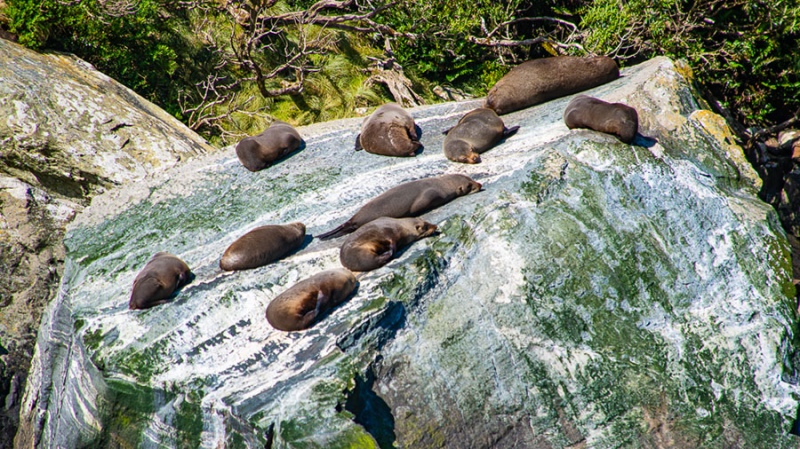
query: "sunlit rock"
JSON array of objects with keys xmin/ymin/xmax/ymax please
[{"xmin": 19, "ymin": 57, "xmax": 800, "ymax": 448}]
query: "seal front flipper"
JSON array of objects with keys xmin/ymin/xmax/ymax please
[
  {"xmin": 298, "ymin": 290, "xmax": 326, "ymax": 330},
  {"xmin": 354, "ymin": 133, "xmax": 363, "ymax": 151},
  {"xmin": 503, "ymin": 125, "xmax": 520, "ymax": 139}
]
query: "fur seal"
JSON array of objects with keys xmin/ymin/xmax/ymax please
[
  {"xmin": 563, "ymin": 95, "xmax": 639, "ymax": 144},
  {"xmin": 355, "ymin": 103, "xmax": 421, "ymax": 157},
  {"xmin": 317, "ymin": 174, "xmax": 482, "ymax": 240},
  {"xmin": 220, "ymin": 222, "xmax": 306, "ymax": 271},
  {"xmin": 129, "ymin": 252, "xmax": 193, "ymax": 310},
  {"xmin": 266, "ymin": 268, "xmax": 358, "ymax": 331},
  {"xmin": 235, "ymin": 120, "xmax": 303, "ymax": 172},
  {"xmin": 443, "ymin": 108, "xmax": 520, "ymax": 164},
  {"xmin": 340, "ymin": 217, "xmax": 438, "ymax": 271},
  {"xmin": 485, "ymin": 56, "xmax": 619, "ymax": 115}
]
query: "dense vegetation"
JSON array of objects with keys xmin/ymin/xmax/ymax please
[{"xmin": 3, "ymin": 0, "xmax": 799, "ymax": 146}]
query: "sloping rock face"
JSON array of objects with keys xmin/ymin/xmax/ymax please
[
  {"xmin": 0, "ymin": 38, "xmax": 214, "ymax": 448},
  {"xmin": 18, "ymin": 57, "xmax": 800, "ymax": 448}
]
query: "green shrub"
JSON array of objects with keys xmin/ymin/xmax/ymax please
[{"xmin": 580, "ymin": 0, "xmax": 800, "ymax": 128}]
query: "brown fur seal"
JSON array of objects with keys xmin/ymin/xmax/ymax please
[
  {"xmin": 563, "ymin": 94, "xmax": 639, "ymax": 144},
  {"xmin": 130, "ymin": 252, "xmax": 193, "ymax": 310},
  {"xmin": 266, "ymin": 268, "xmax": 358, "ymax": 331},
  {"xmin": 317, "ymin": 174, "xmax": 482, "ymax": 240},
  {"xmin": 355, "ymin": 103, "xmax": 421, "ymax": 157},
  {"xmin": 340, "ymin": 217, "xmax": 438, "ymax": 271},
  {"xmin": 442, "ymin": 108, "xmax": 520, "ymax": 164},
  {"xmin": 220, "ymin": 222, "xmax": 306, "ymax": 271},
  {"xmin": 485, "ymin": 56, "xmax": 619, "ymax": 115},
  {"xmin": 235, "ymin": 120, "xmax": 303, "ymax": 172}
]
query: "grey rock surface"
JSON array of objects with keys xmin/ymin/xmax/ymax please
[
  {"xmin": 18, "ymin": 57, "xmax": 800, "ymax": 448},
  {"xmin": 0, "ymin": 37, "xmax": 214, "ymax": 448}
]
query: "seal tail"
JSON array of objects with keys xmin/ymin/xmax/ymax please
[
  {"xmin": 503, "ymin": 125, "xmax": 520, "ymax": 139},
  {"xmin": 354, "ymin": 134, "xmax": 363, "ymax": 151},
  {"xmin": 316, "ymin": 223, "xmax": 353, "ymax": 240}
]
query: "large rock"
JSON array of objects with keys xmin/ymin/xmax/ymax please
[
  {"xmin": 0, "ymin": 37, "xmax": 214, "ymax": 448},
  {"xmin": 18, "ymin": 57, "xmax": 800, "ymax": 448}
]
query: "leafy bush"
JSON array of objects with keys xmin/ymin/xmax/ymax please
[{"xmin": 580, "ymin": 0, "xmax": 800, "ymax": 128}]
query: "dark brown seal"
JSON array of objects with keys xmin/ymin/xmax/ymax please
[
  {"xmin": 235, "ymin": 120, "xmax": 303, "ymax": 172},
  {"xmin": 317, "ymin": 174, "xmax": 482, "ymax": 240},
  {"xmin": 340, "ymin": 217, "xmax": 438, "ymax": 272},
  {"xmin": 563, "ymin": 94, "xmax": 639, "ymax": 144},
  {"xmin": 485, "ymin": 56, "xmax": 619, "ymax": 115},
  {"xmin": 266, "ymin": 268, "xmax": 358, "ymax": 331},
  {"xmin": 355, "ymin": 103, "xmax": 421, "ymax": 157},
  {"xmin": 443, "ymin": 108, "xmax": 520, "ymax": 164},
  {"xmin": 129, "ymin": 252, "xmax": 193, "ymax": 310},
  {"xmin": 219, "ymin": 222, "xmax": 306, "ymax": 271}
]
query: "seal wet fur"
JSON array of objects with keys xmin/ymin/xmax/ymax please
[
  {"xmin": 485, "ymin": 56, "xmax": 619, "ymax": 115},
  {"xmin": 340, "ymin": 217, "xmax": 438, "ymax": 272},
  {"xmin": 219, "ymin": 222, "xmax": 306, "ymax": 271},
  {"xmin": 266, "ymin": 268, "xmax": 358, "ymax": 331},
  {"xmin": 443, "ymin": 108, "xmax": 519, "ymax": 164},
  {"xmin": 130, "ymin": 252, "xmax": 193, "ymax": 310},
  {"xmin": 355, "ymin": 103, "xmax": 421, "ymax": 157},
  {"xmin": 563, "ymin": 95, "xmax": 639, "ymax": 144},
  {"xmin": 235, "ymin": 120, "xmax": 303, "ymax": 172},
  {"xmin": 317, "ymin": 174, "xmax": 482, "ymax": 240}
]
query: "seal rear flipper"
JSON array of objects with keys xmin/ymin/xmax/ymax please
[
  {"xmin": 317, "ymin": 222, "xmax": 354, "ymax": 240},
  {"xmin": 503, "ymin": 125, "xmax": 520, "ymax": 139},
  {"xmin": 354, "ymin": 134, "xmax": 363, "ymax": 151},
  {"xmin": 369, "ymin": 238, "xmax": 396, "ymax": 262}
]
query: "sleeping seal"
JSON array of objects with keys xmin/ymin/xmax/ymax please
[
  {"xmin": 563, "ymin": 94, "xmax": 639, "ymax": 144},
  {"xmin": 355, "ymin": 103, "xmax": 421, "ymax": 157},
  {"xmin": 317, "ymin": 174, "xmax": 482, "ymax": 240},
  {"xmin": 219, "ymin": 222, "xmax": 306, "ymax": 271},
  {"xmin": 235, "ymin": 120, "xmax": 303, "ymax": 172},
  {"xmin": 129, "ymin": 252, "xmax": 193, "ymax": 310},
  {"xmin": 340, "ymin": 217, "xmax": 438, "ymax": 271},
  {"xmin": 266, "ymin": 268, "xmax": 358, "ymax": 331},
  {"xmin": 485, "ymin": 56, "xmax": 619, "ymax": 115},
  {"xmin": 443, "ymin": 108, "xmax": 519, "ymax": 164}
]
